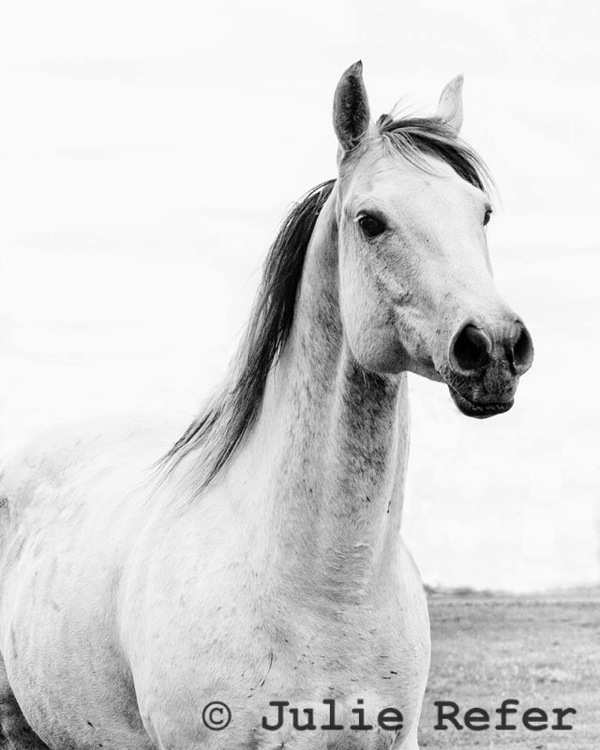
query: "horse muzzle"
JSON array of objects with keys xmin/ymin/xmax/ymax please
[{"xmin": 442, "ymin": 318, "xmax": 534, "ymax": 419}]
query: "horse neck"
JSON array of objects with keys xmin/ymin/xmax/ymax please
[{"xmin": 227, "ymin": 189, "xmax": 410, "ymax": 602}]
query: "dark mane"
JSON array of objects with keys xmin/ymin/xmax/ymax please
[
  {"xmin": 160, "ymin": 179, "xmax": 336, "ymax": 488},
  {"xmin": 376, "ymin": 113, "xmax": 492, "ymax": 192},
  {"xmin": 162, "ymin": 114, "xmax": 492, "ymax": 492}
]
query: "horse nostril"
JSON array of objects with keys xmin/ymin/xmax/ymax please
[
  {"xmin": 508, "ymin": 321, "xmax": 534, "ymax": 374},
  {"xmin": 450, "ymin": 324, "xmax": 493, "ymax": 374}
]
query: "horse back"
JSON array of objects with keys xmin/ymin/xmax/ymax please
[{"xmin": 0, "ymin": 414, "xmax": 183, "ymax": 521}]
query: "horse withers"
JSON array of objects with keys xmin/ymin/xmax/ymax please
[{"xmin": 0, "ymin": 62, "xmax": 533, "ymax": 750}]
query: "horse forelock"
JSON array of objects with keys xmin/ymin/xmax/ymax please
[{"xmin": 375, "ymin": 112, "xmax": 494, "ymax": 195}]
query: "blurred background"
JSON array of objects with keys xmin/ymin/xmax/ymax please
[{"xmin": 0, "ymin": 0, "xmax": 598, "ymax": 592}]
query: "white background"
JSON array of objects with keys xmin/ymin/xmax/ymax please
[{"xmin": 1, "ymin": 0, "xmax": 598, "ymax": 591}]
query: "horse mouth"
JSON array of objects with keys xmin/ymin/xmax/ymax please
[{"xmin": 448, "ymin": 386, "xmax": 514, "ymax": 419}]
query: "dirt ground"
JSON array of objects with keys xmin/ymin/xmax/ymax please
[{"xmin": 419, "ymin": 590, "xmax": 600, "ymax": 748}]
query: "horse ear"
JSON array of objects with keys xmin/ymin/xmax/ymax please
[
  {"xmin": 333, "ymin": 61, "xmax": 371, "ymax": 153},
  {"xmin": 437, "ymin": 74, "xmax": 464, "ymax": 135}
]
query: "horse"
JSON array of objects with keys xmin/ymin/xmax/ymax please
[{"xmin": 0, "ymin": 61, "xmax": 533, "ymax": 750}]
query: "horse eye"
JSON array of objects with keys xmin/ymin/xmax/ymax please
[
  {"xmin": 358, "ymin": 214, "xmax": 386, "ymax": 238},
  {"xmin": 483, "ymin": 208, "xmax": 493, "ymax": 226}
]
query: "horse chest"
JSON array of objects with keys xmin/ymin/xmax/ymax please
[
  {"xmin": 128, "ymin": 581, "xmax": 429, "ymax": 750},
  {"xmin": 118, "ymin": 495, "xmax": 430, "ymax": 749},
  {"xmin": 138, "ymin": 641, "xmax": 426, "ymax": 750}
]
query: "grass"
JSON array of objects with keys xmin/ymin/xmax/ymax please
[{"xmin": 419, "ymin": 589, "xmax": 600, "ymax": 748}]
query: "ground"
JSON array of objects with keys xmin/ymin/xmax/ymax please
[{"xmin": 419, "ymin": 589, "xmax": 600, "ymax": 748}]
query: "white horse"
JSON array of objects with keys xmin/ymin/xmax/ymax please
[{"xmin": 0, "ymin": 62, "xmax": 533, "ymax": 750}]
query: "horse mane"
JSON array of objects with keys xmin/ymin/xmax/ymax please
[
  {"xmin": 160, "ymin": 179, "xmax": 336, "ymax": 489},
  {"xmin": 161, "ymin": 114, "xmax": 492, "ymax": 492}
]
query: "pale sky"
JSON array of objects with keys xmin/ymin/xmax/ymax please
[{"xmin": 0, "ymin": 1, "xmax": 599, "ymax": 591}]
